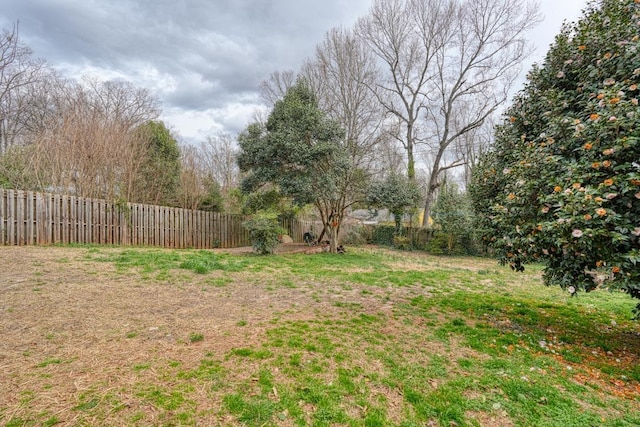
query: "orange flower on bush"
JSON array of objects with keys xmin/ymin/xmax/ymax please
[
  {"xmin": 603, "ymin": 178, "xmax": 614, "ymax": 186},
  {"xmin": 596, "ymin": 260, "xmax": 604, "ymax": 268},
  {"xmin": 631, "ymin": 179, "xmax": 640, "ymax": 186},
  {"xmin": 603, "ymin": 160, "xmax": 612, "ymax": 168},
  {"xmin": 597, "ymin": 93, "xmax": 605, "ymax": 99},
  {"xmin": 609, "ymin": 97, "xmax": 620, "ymax": 104},
  {"xmin": 603, "ymin": 148, "xmax": 614, "ymax": 155},
  {"xmin": 554, "ymin": 186, "xmax": 562, "ymax": 193},
  {"xmin": 612, "ymin": 266, "xmax": 620, "ymax": 274},
  {"xmin": 572, "ymin": 182, "xmax": 581, "ymax": 189},
  {"xmin": 583, "ymin": 142, "xmax": 593, "ymax": 150},
  {"xmin": 592, "ymin": 162, "xmax": 600, "ymax": 169},
  {"xmin": 507, "ymin": 193, "xmax": 516, "ymax": 200},
  {"xmin": 509, "ymin": 116, "xmax": 517, "ymax": 122},
  {"xmin": 584, "ymin": 214, "xmax": 592, "ymax": 220},
  {"xmin": 589, "ymin": 113, "xmax": 599, "ymax": 121},
  {"xmin": 603, "ymin": 52, "xmax": 612, "ymax": 59},
  {"xmin": 578, "ymin": 45, "xmax": 586, "ymax": 50},
  {"xmin": 596, "ymin": 208, "xmax": 607, "ymax": 217}
]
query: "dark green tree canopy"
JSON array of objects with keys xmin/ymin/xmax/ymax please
[
  {"xmin": 238, "ymin": 80, "xmax": 361, "ymax": 251},
  {"xmin": 238, "ymin": 80, "xmax": 348, "ymax": 207},
  {"xmin": 366, "ymin": 173, "xmax": 421, "ymax": 234},
  {"xmin": 471, "ymin": 0, "xmax": 640, "ymax": 313}
]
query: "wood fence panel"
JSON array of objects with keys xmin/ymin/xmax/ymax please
[
  {"xmin": 118, "ymin": 205, "xmax": 127, "ymax": 246},
  {"xmin": 159, "ymin": 206, "xmax": 166, "ymax": 247},
  {"xmin": 68, "ymin": 195, "xmax": 75, "ymax": 244},
  {"xmin": 0, "ymin": 189, "xmax": 304, "ymax": 250},
  {"xmin": 179, "ymin": 209, "xmax": 185, "ymax": 249},
  {"xmin": 85, "ymin": 198, "xmax": 91, "ymax": 244},
  {"xmin": 44, "ymin": 193, "xmax": 50, "ymax": 244},
  {"xmin": 16, "ymin": 190, "xmax": 24, "ymax": 245},
  {"xmin": 167, "ymin": 206, "xmax": 173, "ymax": 248},
  {"xmin": 133, "ymin": 204, "xmax": 139, "ymax": 246},
  {"xmin": 25, "ymin": 192, "xmax": 34, "ymax": 245},
  {"xmin": 70, "ymin": 196, "xmax": 76, "ymax": 244},
  {"xmin": 100, "ymin": 200, "xmax": 107, "ymax": 244},
  {"xmin": 94, "ymin": 199, "xmax": 100, "ymax": 244},
  {"xmin": 146, "ymin": 204, "xmax": 152, "ymax": 246},
  {"xmin": 206, "ymin": 212, "xmax": 212, "ymax": 248},
  {"xmin": 35, "ymin": 192, "xmax": 43, "ymax": 244},
  {"xmin": 57, "ymin": 194, "xmax": 64, "ymax": 244},
  {"xmin": 78, "ymin": 197, "xmax": 85, "ymax": 244},
  {"xmin": 6, "ymin": 190, "xmax": 15, "ymax": 245},
  {"xmin": 142, "ymin": 204, "xmax": 148, "ymax": 246},
  {"xmin": 0, "ymin": 189, "xmax": 5, "ymax": 245},
  {"xmin": 154, "ymin": 205, "xmax": 160, "ymax": 247},
  {"xmin": 185, "ymin": 209, "xmax": 191, "ymax": 248}
]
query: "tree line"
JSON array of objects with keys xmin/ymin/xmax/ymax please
[{"xmin": 0, "ymin": 23, "xmax": 240, "ymax": 211}]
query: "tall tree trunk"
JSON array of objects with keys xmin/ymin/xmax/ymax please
[
  {"xmin": 407, "ymin": 123, "xmax": 415, "ymax": 181},
  {"xmin": 422, "ymin": 158, "xmax": 442, "ymax": 227}
]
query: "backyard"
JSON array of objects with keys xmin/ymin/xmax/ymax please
[{"xmin": 0, "ymin": 245, "xmax": 639, "ymax": 426}]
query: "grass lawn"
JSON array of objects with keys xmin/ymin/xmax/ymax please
[{"xmin": 0, "ymin": 245, "xmax": 638, "ymax": 426}]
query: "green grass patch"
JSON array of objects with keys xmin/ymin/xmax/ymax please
[
  {"xmin": 88, "ymin": 248, "xmax": 249, "ymax": 275},
  {"xmin": 11, "ymin": 245, "xmax": 637, "ymax": 426}
]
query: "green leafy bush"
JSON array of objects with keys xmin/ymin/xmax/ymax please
[
  {"xmin": 242, "ymin": 213, "xmax": 285, "ymax": 255},
  {"xmin": 370, "ymin": 225, "xmax": 396, "ymax": 246}
]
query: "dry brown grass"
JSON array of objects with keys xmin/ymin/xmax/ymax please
[{"xmin": 0, "ymin": 245, "xmax": 424, "ymax": 425}]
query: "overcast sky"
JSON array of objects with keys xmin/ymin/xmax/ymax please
[{"xmin": 0, "ymin": 0, "xmax": 590, "ymax": 143}]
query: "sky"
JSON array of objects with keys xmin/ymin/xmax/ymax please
[{"xmin": 0, "ymin": 0, "xmax": 591, "ymax": 144}]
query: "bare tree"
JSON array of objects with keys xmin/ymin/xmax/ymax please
[
  {"xmin": 356, "ymin": 0, "xmax": 540, "ymax": 225},
  {"xmin": 0, "ymin": 22, "xmax": 48, "ymax": 154},
  {"xmin": 259, "ymin": 69, "xmax": 297, "ymax": 108},
  {"xmin": 84, "ymin": 76, "xmax": 160, "ymax": 129},
  {"xmin": 176, "ymin": 143, "xmax": 207, "ymax": 210},
  {"xmin": 355, "ymin": 0, "xmax": 457, "ymax": 181},
  {"xmin": 6, "ymin": 77, "xmax": 161, "ymax": 200},
  {"xmin": 453, "ymin": 113, "xmax": 495, "ymax": 187},
  {"xmin": 301, "ymin": 27, "xmax": 386, "ymax": 172},
  {"xmin": 420, "ymin": 0, "xmax": 540, "ymax": 224},
  {"xmin": 200, "ymin": 132, "xmax": 239, "ymax": 191}
]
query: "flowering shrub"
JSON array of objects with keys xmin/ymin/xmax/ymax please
[{"xmin": 470, "ymin": 0, "xmax": 640, "ymax": 315}]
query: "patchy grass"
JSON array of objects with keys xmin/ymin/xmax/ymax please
[{"xmin": 0, "ymin": 245, "xmax": 638, "ymax": 426}]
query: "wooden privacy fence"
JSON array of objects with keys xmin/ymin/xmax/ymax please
[
  {"xmin": 0, "ymin": 189, "xmax": 250, "ymax": 248},
  {"xmin": 0, "ymin": 189, "xmax": 361, "ymax": 249}
]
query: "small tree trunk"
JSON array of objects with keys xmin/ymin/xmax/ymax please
[{"xmin": 330, "ymin": 225, "xmax": 338, "ymax": 253}]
